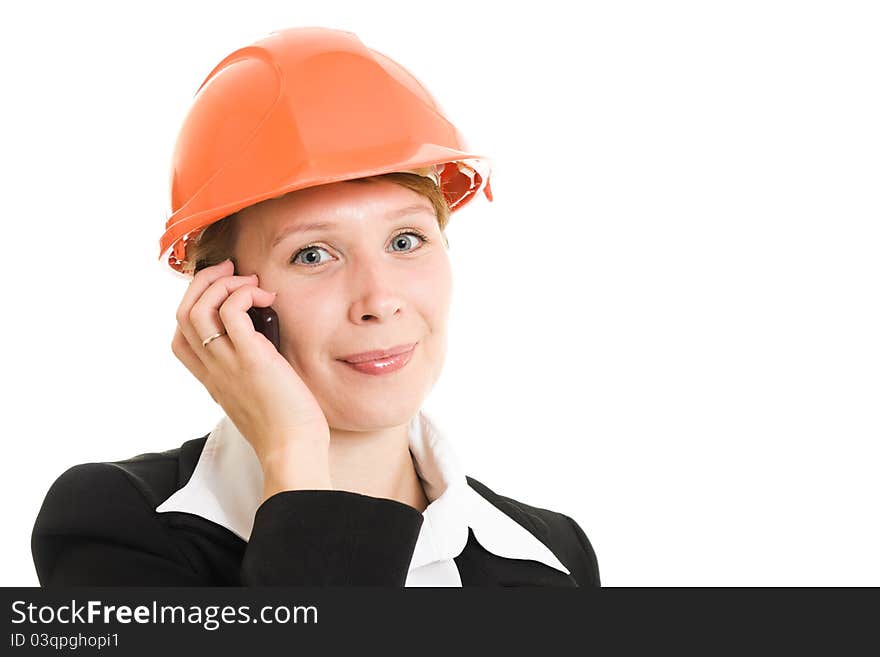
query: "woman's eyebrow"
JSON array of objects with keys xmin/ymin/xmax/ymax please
[{"xmin": 270, "ymin": 203, "xmax": 434, "ymax": 249}]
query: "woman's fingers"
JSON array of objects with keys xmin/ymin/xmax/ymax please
[
  {"xmin": 218, "ymin": 285, "xmax": 278, "ymax": 369},
  {"xmin": 175, "ymin": 260, "xmax": 235, "ymax": 362},
  {"xmin": 183, "ymin": 274, "xmax": 261, "ymax": 367},
  {"xmin": 176, "ymin": 259, "xmax": 234, "ymax": 328}
]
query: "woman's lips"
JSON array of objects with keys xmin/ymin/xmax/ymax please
[
  {"xmin": 338, "ymin": 343, "xmax": 416, "ymax": 376},
  {"xmin": 338, "ymin": 342, "xmax": 417, "ymax": 363}
]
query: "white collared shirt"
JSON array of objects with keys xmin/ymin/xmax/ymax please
[{"xmin": 156, "ymin": 409, "xmax": 570, "ymax": 586}]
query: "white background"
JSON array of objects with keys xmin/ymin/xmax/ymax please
[{"xmin": 2, "ymin": 1, "xmax": 877, "ymax": 586}]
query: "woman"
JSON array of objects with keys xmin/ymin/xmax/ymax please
[{"xmin": 31, "ymin": 26, "xmax": 600, "ymax": 587}]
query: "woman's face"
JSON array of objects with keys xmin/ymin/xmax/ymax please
[{"xmin": 232, "ymin": 179, "xmax": 453, "ymax": 431}]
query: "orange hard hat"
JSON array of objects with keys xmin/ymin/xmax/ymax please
[{"xmin": 158, "ymin": 26, "xmax": 494, "ymax": 275}]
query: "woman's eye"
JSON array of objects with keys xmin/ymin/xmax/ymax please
[
  {"xmin": 290, "ymin": 245, "xmax": 333, "ymax": 266},
  {"xmin": 389, "ymin": 231, "xmax": 427, "ymax": 252},
  {"xmin": 290, "ymin": 231, "xmax": 427, "ymax": 266}
]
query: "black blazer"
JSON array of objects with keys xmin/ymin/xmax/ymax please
[{"xmin": 31, "ymin": 433, "xmax": 600, "ymax": 587}]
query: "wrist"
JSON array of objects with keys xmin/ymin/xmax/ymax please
[{"xmin": 258, "ymin": 442, "xmax": 333, "ymax": 503}]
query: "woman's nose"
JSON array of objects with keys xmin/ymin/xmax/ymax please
[{"xmin": 346, "ymin": 261, "xmax": 407, "ymax": 323}]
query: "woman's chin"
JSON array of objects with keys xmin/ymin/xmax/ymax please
[{"xmin": 324, "ymin": 396, "xmax": 424, "ymax": 432}]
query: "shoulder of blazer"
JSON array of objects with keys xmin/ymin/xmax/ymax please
[
  {"xmin": 98, "ymin": 434, "xmax": 211, "ymax": 507},
  {"xmin": 31, "ymin": 435, "xmax": 219, "ymax": 586},
  {"xmin": 33, "ymin": 436, "xmax": 208, "ymax": 537},
  {"xmin": 465, "ymin": 475, "xmax": 600, "ymax": 587}
]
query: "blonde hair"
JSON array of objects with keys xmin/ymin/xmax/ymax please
[{"xmin": 183, "ymin": 171, "xmax": 450, "ymax": 276}]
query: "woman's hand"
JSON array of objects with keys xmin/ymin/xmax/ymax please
[{"xmin": 170, "ymin": 259, "xmax": 332, "ymax": 498}]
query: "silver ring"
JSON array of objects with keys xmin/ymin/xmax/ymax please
[{"xmin": 201, "ymin": 331, "xmax": 227, "ymax": 347}]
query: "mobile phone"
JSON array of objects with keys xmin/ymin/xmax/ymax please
[
  {"xmin": 194, "ymin": 259, "xmax": 282, "ymax": 352},
  {"xmin": 247, "ymin": 305, "xmax": 281, "ymax": 353}
]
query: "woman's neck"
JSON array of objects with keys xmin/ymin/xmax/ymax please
[{"xmin": 326, "ymin": 422, "xmax": 430, "ymax": 513}]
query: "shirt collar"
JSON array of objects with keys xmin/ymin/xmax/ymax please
[{"xmin": 156, "ymin": 409, "xmax": 569, "ymax": 576}]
